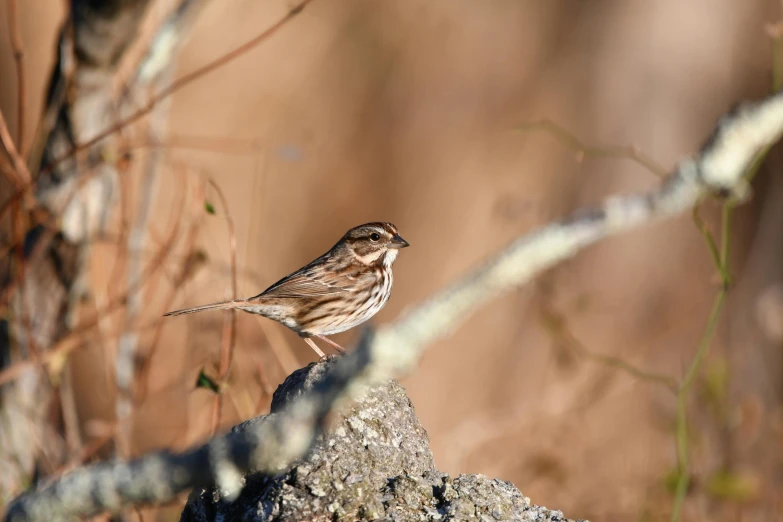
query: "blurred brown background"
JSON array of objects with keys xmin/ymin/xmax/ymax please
[{"xmin": 1, "ymin": 1, "xmax": 782, "ymax": 521}]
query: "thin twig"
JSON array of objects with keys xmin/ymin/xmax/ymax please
[
  {"xmin": 135, "ymin": 172, "xmax": 203, "ymax": 402},
  {"xmin": 516, "ymin": 118, "xmax": 669, "ymax": 178},
  {"xmin": 691, "ymin": 200, "xmax": 730, "ymax": 284},
  {"xmin": 0, "ymin": 110, "xmax": 31, "ymax": 187},
  {"xmin": 48, "ymin": 428, "xmax": 114, "ymax": 480},
  {"xmin": 0, "ymin": 0, "xmax": 315, "ymax": 229},
  {"xmin": 0, "ymin": 201, "xmax": 184, "ymax": 387},
  {"xmin": 59, "ymin": 365, "xmax": 84, "ymax": 457},
  {"xmin": 5, "ymin": 0, "xmax": 26, "ymax": 156},
  {"xmin": 115, "ymin": 64, "xmax": 176, "ymax": 460},
  {"xmin": 42, "ymin": 0, "xmax": 316, "ymax": 180},
  {"xmin": 133, "ymin": 227, "xmax": 203, "ymax": 402},
  {"xmin": 672, "ymin": 200, "xmax": 735, "ymax": 522},
  {"xmin": 670, "ymin": 286, "xmax": 727, "ymax": 522},
  {"xmin": 206, "ymin": 179, "xmax": 238, "ymax": 435},
  {"xmin": 538, "ymin": 303, "xmax": 679, "ymax": 394}
]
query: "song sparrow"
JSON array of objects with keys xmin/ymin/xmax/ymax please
[{"xmin": 164, "ymin": 222, "xmax": 409, "ymax": 357}]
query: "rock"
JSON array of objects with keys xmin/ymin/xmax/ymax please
[{"xmin": 180, "ymin": 359, "xmax": 585, "ymax": 522}]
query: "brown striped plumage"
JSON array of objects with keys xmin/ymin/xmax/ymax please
[{"xmin": 164, "ymin": 222, "xmax": 409, "ymax": 357}]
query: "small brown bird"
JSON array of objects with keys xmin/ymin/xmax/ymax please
[{"xmin": 164, "ymin": 222, "xmax": 409, "ymax": 357}]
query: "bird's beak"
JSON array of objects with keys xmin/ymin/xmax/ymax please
[{"xmin": 390, "ymin": 233, "xmax": 410, "ymax": 249}]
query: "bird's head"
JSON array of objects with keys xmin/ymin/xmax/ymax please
[{"xmin": 340, "ymin": 222, "xmax": 409, "ymax": 266}]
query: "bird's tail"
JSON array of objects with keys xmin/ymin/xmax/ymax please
[{"xmin": 163, "ymin": 299, "xmax": 247, "ymax": 317}]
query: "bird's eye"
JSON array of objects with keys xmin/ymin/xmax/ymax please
[{"xmin": 369, "ymin": 233, "xmax": 381, "ymax": 242}]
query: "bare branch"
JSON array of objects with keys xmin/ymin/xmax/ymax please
[
  {"xmin": 39, "ymin": 0, "xmax": 317, "ymax": 181},
  {"xmin": 0, "ymin": 0, "xmax": 316, "ymax": 234},
  {"xmin": 0, "ymin": 110, "xmax": 32, "ymax": 187}
]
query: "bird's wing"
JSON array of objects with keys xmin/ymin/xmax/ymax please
[{"xmin": 252, "ymin": 258, "xmax": 354, "ymax": 299}]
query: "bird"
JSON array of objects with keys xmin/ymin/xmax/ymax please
[{"xmin": 164, "ymin": 222, "xmax": 409, "ymax": 357}]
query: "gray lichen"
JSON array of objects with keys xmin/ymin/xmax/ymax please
[{"xmin": 180, "ymin": 359, "xmax": 585, "ymax": 522}]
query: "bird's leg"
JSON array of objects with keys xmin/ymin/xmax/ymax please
[
  {"xmin": 316, "ymin": 334, "xmax": 346, "ymax": 354},
  {"xmin": 303, "ymin": 337, "xmax": 327, "ymax": 359}
]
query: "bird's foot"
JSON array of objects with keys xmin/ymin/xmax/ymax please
[
  {"xmin": 303, "ymin": 337, "xmax": 327, "ymax": 358},
  {"xmin": 316, "ymin": 335, "xmax": 347, "ymax": 354}
]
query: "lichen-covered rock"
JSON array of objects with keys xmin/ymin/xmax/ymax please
[{"xmin": 180, "ymin": 359, "xmax": 585, "ymax": 522}]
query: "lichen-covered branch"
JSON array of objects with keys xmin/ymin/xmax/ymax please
[
  {"xmin": 131, "ymin": 0, "xmax": 213, "ymax": 87},
  {"xmin": 36, "ymin": 0, "xmax": 153, "ymax": 240},
  {"xmin": 5, "ymin": 91, "xmax": 783, "ymax": 522}
]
